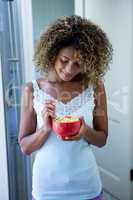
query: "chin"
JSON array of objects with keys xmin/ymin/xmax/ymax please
[{"xmin": 60, "ymin": 72, "xmax": 73, "ymax": 81}]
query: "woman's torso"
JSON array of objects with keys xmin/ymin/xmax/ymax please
[{"xmin": 31, "ymin": 78, "xmax": 102, "ymax": 200}]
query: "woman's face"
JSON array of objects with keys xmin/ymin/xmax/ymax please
[{"xmin": 53, "ymin": 46, "xmax": 82, "ymax": 82}]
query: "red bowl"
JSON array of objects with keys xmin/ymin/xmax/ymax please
[{"xmin": 52, "ymin": 115, "xmax": 81, "ymax": 139}]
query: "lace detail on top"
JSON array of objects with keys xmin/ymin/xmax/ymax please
[
  {"xmin": 32, "ymin": 79, "xmax": 94, "ymax": 116},
  {"xmin": 32, "ymin": 80, "xmax": 94, "ymax": 127}
]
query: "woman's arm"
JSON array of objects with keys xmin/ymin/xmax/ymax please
[
  {"xmin": 18, "ymin": 82, "xmax": 50, "ymax": 155},
  {"xmin": 83, "ymin": 80, "xmax": 108, "ymax": 147},
  {"xmin": 64, "ymin": 80, "xmax": 108, "ymax": 148}
]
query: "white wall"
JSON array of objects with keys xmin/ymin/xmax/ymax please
[{"xmin": 85, "ymin": 0, "xmax": 133, "ymax": 199}]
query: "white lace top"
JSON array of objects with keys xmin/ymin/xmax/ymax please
[{"xmin": 31, "ymin": 79, "xmax": 102, "ymax": 200}]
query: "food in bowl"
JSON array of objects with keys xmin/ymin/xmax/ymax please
[{"xmin": 52, "ymin": 115, "xmax": 81, "ymax": 139}]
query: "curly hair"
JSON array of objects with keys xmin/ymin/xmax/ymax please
[{"xmin": 33, "ymin": 15, "xmax": 113, "ymax": 89}]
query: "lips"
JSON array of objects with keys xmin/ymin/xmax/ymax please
[
  {"xmin": 63, "ymin": 72, "xmax": 72, "ymax": 77},
  {"xmin": 65, "ymin": 73, "xmax": 71, "ymax": 76}
]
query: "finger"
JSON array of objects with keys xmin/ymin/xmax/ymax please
[
  {"xmin": 44, "ymin": 100, "xmax": 56, "ymax": 106},
  {"xmin": 70, "ymin": 134, "xmax": 81, "ymax": 140},
  {"xmin": 44, "ymin": 103, "xmax": 56, "ymax": 110},
  {"xmin": 93, "ymin": 92, "xmax": 97, "ymax": 98},
  {"xmin": 44, "ymin": 106, "xmax": 55, "ymax": 113},
  {"xmin": 42, "ymin": 109, "xmax": 56, "ymax": 119},
  {"xmin": 43, "ymin": 104, "xmax": 56, "ymax": 113},
  {"xmin": 63, "ymin": 137, "xmax": 74, "ymax": 141},
  {"xmin": 64, "ymin": 134, "xmax": 80, "ymax": 141},
  {"xmin": 79, "ymin": 116, "xmax": 85, "ymax": 125},
  {"xmin": 45, "ymin": 111, "xmax": 56, "ymax": 119},
  {"xmin": 79, "ymin": 116, "xmax": 84, "ymax": 121}
]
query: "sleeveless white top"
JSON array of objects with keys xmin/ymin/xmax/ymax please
[{"xmin": 31, "ymin": 80, "xmax": 102, "ymax": 200}]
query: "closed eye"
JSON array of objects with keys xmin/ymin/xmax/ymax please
[
  {"xmin": 60, "ymin": 58, "xmax": 80, "ymax": 68},
  {"xmin": 60, "ymin": 59, "xmax": 68, "ymax": 64}
]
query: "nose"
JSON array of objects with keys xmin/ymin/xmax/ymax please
[{"xmin": 65, "ymin": 63, "xmax": 74, "ymax": 74}]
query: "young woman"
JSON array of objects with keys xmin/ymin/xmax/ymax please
[{"xmin": 18, "ymin": 15, "xmax": 113, "ymax": 200}]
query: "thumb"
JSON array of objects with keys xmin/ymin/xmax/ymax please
[{"xmin": 79, "ymin": 116, "xmax": 85, "ymax": 125}]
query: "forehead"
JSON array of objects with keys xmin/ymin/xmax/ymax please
[{"xmin": 58, "ymin": 46, "xmax": 80, "ymax": 60}]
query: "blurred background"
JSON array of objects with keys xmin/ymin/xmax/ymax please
[{"xmin": 0, "ymin": 0, "xmax": 133, "ymax": 200}]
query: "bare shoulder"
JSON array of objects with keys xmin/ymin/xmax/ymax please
[
  {"xmin": 21, "ymin": 78, "xmax": 48, "ymax": 107},
  {"xmin": 22, "ymin": 81, "xmax": 34, "ymax": 94},
  {"xmin": 93, "ymin": 79, "xmax": 106, "ymax": 94},
  {"xmin": 36, "ymin": 77, "xmax": 48, "ymax": 89}
]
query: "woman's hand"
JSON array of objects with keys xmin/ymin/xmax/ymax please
[
  {"xmin": 41, "ymin": 100, "xmax": 56, "ymax": 133},
  {"xmin": 63, "ymin": 117, "xmax": 89, "ymax": 141}
]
